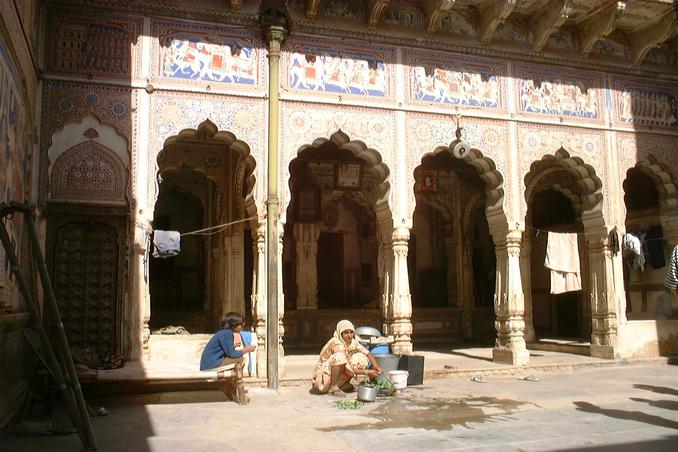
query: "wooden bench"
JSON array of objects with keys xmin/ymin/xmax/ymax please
[{"xmin": 209, "ymin": 361, "xmax": 248, "ymax": 405}]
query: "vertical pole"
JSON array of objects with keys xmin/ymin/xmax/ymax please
[{"xmin": 262, "ymin": 25, "xmax": 287, "ymax": 390}]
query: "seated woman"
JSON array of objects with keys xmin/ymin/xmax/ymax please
[{"xmin": 312, "ymin": 320, "xmax": 383, "ymax": 397}]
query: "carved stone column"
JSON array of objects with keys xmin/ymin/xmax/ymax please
[
  {"xmin": 278, "ymin": 227, "xmax": 286, "ymax": 377},
  {"xmin": 133, "ymin": 220, "xmax": 152, "ymax": 361},
  {"xmin": 443, "ymin": 237, "xmax": 457, "ymax": 307},
  {"xmin": 492, "ymin": 229, "xmax": 530, "ymax": 366},
  {"xmin": 380, "ymin": 237, "xmax": 393, "ymax": 336},
  {"xmin": 293, "ymin": 223, "xmax": 321, "ymax": 309},
  {"xmin": 253, "ymin": 224, "xmax": 267, "ymax": 377},
  {"xmin": 229, "ymin": 226, "xmax": 245, "ymax": 314},
  {"xmin": 586, "ymin": 226, "xmax": 619, "ymax": 359},
  {"xmin": 389, "ymin": 226, "xmax": 413, "ymax": 355},
  {"xmin": 519, "ymin": 236, "xmax": 536, "ymax": 343}
]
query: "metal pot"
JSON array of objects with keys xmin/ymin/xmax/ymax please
[
  {"xmin": 355, "ymin": 326, "xmax": 381, "ymax": 338},
  {"xmin": 357, "ymin": 384, "xmax": 377, "ymax": 402}
]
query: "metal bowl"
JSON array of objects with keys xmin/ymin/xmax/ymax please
[
  {"xmin": 357, "ymin": 384, "xmax": 377, "ymax": 402},
  {"xmin": 355, "ymin": 326, "xmax": 381, "ymax": 338}
]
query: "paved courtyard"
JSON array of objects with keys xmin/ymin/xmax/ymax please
[{"xmin": 2, "ymin": 361, "xmax": 678, "ymax": 451}]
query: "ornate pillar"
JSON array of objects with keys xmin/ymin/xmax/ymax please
[
  {"xmin": 492, "ymin": 228, "xmax": 530, "ymax": 366},
  {"xmin": 293, "ymin": 223, "xmax": 321, "ymax": 309},
  {"xmin": 443, "ymin": 237, "xmax": 457, "ymax": 307},
  {"xmin": 389, "ymin": 226, "xmax": 413, "ymax": 355},
  {"xmin": 586, "ymin": 225, "xmax": 619, "ymax": 359},
  {"xmin": 519, "ymin": 236, "xmax": 535, "ymax": 343},
  {"xmin": 253, "ymin": 224, "xmax": 267, "ymax": 378},
  {"xmin": 229, "ymin": 226, "xmax": 245, "ymax": 314},
  {"xmin": 132, "ymin": 219, "xmax": 152, "ymax": 361},
  {"xmin": 380, "ymin": 237, "xmax": 393, "ymax": 336}
]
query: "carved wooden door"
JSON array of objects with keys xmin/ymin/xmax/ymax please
[{"xmin": 48, "ymin": 219, "xmax": 122, "ymax": 355}]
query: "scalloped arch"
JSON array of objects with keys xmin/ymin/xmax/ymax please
[
  {"xmin": 524, "ymin": 147, "xmax": 603, "ymax": 215},
  {"xmin": 627, "ymin": 154, "xmax": 678, "ymax": 212}
]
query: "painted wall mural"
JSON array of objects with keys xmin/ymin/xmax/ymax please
[
  {"xmin": 46, "ymin": 12, "xmax": 142, "ymax": 79},
  {"xmin": 285, "ymin": 39, "xmax": 393, "ymax": 99},
  {"xmin": 0, "ymin": 33, "xmax": 32, "ymax": 307},
  {"xmin": 617, "ymin": 133, "xmax": 678, "ymax": 176},
  {"xmin": 514, "ymin": 65, "xmax": 602, "ymax": 121},
  {"xmin": 406, "ymin": 51, "xmax": 504, "ymax": 109},
  {"xmin": 154, "ymin": 20, "xmax": 261, "ymax": 88},
  {"xmin": 614, "ymin": 78, "xmax": 678, "ymax": 129}
]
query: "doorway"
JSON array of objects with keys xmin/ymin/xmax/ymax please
[{"xmin": 317, "ymin": 232, "xmax": 344, "ymax": 308}]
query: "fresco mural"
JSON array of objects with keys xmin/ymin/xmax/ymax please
[
  {"xmin": 514, "ymin": 65, "xmax": 602, "ymax": 120},
  {"xmin": 615, "ymin": 78, "xmax": 678, "ymax": 129},
  {"xmin": 0, "ymin": 34, "xmax": 31, "ymax": 305},
  {"xmin": 155, "ymin": 21, "xmax": 259, "ymax": 86},
  {"xmin": 47, "ymin": 13, "xmax": 141, "ymax": 79},
  {"xmin": 407, "ymin": 52, "xmax": 504, "ymax": 109},
  {"xmin": 286, "ymin": 41, "xmax": 391, "ymax": 97}
]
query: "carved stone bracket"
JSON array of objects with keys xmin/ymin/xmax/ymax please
[
  {"xmin": 630, "ymin": 10, "xmax": 677, "ymax": 66},
  {"xmin": 578, "ymin": 1, "xmax": 626, "ymax": 57},
  {"xmin": 425, "ymin": 0, "xmax": 457, "ymax": 33},
  {"xmin": 529, "ymin": 0, "xmax": 572, "ymax": 52},
  {"xmin": 480, "ymin": 0, "xmax": 516, "ymax": 45},
  {"xmin": 368, "ymin": 0, "xmax": 390, "ymax": 27},
  {"xmin": 304, "ymin": 0, "xmax": 321, "ymax": 19}
]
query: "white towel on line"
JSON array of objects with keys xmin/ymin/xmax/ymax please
[{"xmin": 544, "ymin": 232, "xmax": 582, "ymax": 294}]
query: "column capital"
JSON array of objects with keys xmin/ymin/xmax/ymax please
[{"xmin": 262, "ymin": 25, "xmax": 288, "ymax": 49}]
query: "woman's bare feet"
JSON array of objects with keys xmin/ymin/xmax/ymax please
[{"xmin": 328, "ymin": 386, "xmax": 346, "ymax": 397}]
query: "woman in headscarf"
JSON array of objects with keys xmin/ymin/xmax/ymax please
[{"xmin": 311, "ymin": 320, "xmax": 383, "ymax": 397}]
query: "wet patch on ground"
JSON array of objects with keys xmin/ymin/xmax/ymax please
[{"xmin": 320, "ymin": 394, "xmax": 533, "ymax": 432}]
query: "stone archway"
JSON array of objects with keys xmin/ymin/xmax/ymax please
[
  {"xmin": 522, "ymin": 148, "xmax": 616, "ymax": 358},
  {"xmin": 149, "ymin": 119, "xmax": 259, "ymax": 337},
  {"xmin": 280, "ymin": 130, "xmax": 393, "ymax": 349}
]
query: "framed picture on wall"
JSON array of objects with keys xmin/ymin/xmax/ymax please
[
  {"xmin": 336, "ymin": 163, "xmax": 362, "ymax": 190},
  {"xmin": 418, "ymin": 170, "xmax": 436, "ymax": 193}
]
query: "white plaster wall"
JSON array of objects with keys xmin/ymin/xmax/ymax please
[{"xmin": 618, "ymin": 320, "xmax": 678, "ymax": 358}]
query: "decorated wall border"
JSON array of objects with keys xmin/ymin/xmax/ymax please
[
  {"xmin": 404, "ymin": 48, "xmax": 506, "ymax": 112},
  {"xmin": 611, "ymin": 76, "xmax": 678, "ymax": 131},
  {"xmin": 40, "ymin": 81, "xmax": 135, "ymax": 207},
  {"xmin": 151, "ymin": 19, "xmax": 266, "ymax": 93},
  {"xmin": 405, "ymin": 113, "xmax": 510, "ymax": 221},
  {"xmin": 512, "ymin": 63, "xmax": 604, "ymax": 125},
  {"xmin": 148, "ymin": 91, "xmax": 266, "ymax": 210},
  {"xmin": 280, "ymin": 101, "xmax": 396, "ymax": 222},
  {"xmin": 617, "ymin": 132, "xmax": 678, "ymax": 177},
  {"xmin": 282, "ymin": 35, "xmax": 396, "ymax": 102},
  {"xmin": 44, "ymin": 10, "xmax": 143, "ymax": 80},
  {"xmin": 517, "ymin": 123, "xmax": 608, "ymax": 221}
]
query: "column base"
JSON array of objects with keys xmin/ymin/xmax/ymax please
[
  {"xmin": 392, "ymin": 341, "xmax": 413, "ymax": 355},
  {"xmin": 590, "ymin": 344, "xmax": 617, "ymax": 359},
  {"xmin": 493, "ymin": 347, "xmax": 530, "ymax": 366}
]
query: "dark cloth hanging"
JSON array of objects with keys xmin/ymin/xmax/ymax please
[
  {"xmin": 643, "ymin": 225, "xmax": 666, "ymax": 269},
  {"xmin": 608, "ymin": 227, "xmax": 620, "ymax": 255}
]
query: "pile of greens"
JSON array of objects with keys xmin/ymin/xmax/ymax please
[
  {"xmin": 370, "ymin": 378, "xmax": 396, "ymax": 396},
  {"xmin": 335, "ymin": 400, "xmax": 365, "ymax": 409}
]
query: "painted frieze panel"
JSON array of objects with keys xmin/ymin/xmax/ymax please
[
  {"xmin": 40, "ymin": 81, "xmax": 135, "ymax": 206},
  {"xmin": 513, "ymin": 64, "xmax": 603, "ymax": 123},
  {"xmin": 382, "ymin": 3, "xmax": 425, "ymax": 28},
  {"xmin": 45, "ymin": 11, "xmax": 142, "ymax": 79},
  {"xmin": 405, "ymin": 114, "xmax": 509, "ymax": 219},
  {"xmin": 280, "ymin": 102, "xmax": 395, "ymax": 218},
  {"xmin": 320, "ymin": 0, "xmax": 366, "ymax": 20},
  {"xmin": 284, "ymin": 37, "xmax": 394, "ymax": 100},
  {"xmin": 152, "ymin": 20, "xmax": 264, "ymax": 91},
  {"xmin": 406, "ymin": 50, "xmax": 505, "ymax": 110},
  {"xmin": 617, "ymin": 133, "xmax": 678, "ymax": 176},
  {"xmin": 612, "ymin": 77, "xmax": 678, "ymax": 130},
  {"xmin": 149, "ymin": 93, "xmax": 265, "ymax": 207},
  {"xmin": 517, "ymin": 124, "xmax": 608, "ymax": 219}
]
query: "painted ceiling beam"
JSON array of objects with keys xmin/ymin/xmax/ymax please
[
  {"xmin": 424, "ymin": 0, "xmax": 457, "ymax": 33},
  {"xmin": 529, "ymin": 0, "xmax": 572, "ymax": 52},
  {"xmin": 305, "ymin": 0, "xmax": 321, "ymax": 19},
  {"xmin": 368, "ymin": 0, "xmax": 390, "ymax": 27},
  {"xmin": 479, "ymin": 0, "xmax": 517, "ymax": 45},
  {"xmin": 630, "ymin": 10, "xmax": 677, "ymax": 66},
  {"xmin": 578, "ymin": 1, "xmax": 626, "ymax": 57}
]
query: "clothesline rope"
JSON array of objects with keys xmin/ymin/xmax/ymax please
[
  {"xmin": 180, "ymin": 215, "xmax": 261, "ymax": 237},
  {"xmin": 527, "ymin": 226, "xmax": 666, "ymax": 243}
]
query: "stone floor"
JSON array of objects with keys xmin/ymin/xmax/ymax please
[{"xmin": 3, "ymin": 361, "xmax": 678, "ymax": 451}]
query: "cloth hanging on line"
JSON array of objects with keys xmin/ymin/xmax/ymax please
[
  {"xmin": 608, "ymin": 227, "xmax": 620, "ymax": 256},
  {"xmin": 544, "ymin": 232, "xmax": 581, "ymax": 294},
  {"xmin": 152, "ymin": 230, "xmax": 181, "ymax": 258},
  {"xmin": 623, "ymin": 232, "xmax": 645, "ymax": 271},
  {"xmin": 643, "ymin": 225, "xmax": 666, "ymax": 269}
]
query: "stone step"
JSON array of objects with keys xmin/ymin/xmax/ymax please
[{"xmin": 527, "ymin": 339, "xmax": 591, "ymax": 356}]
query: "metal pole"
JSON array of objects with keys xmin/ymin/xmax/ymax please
[
  {"xmin": 263, "ymin": 25, "xmax": 287, "ymax": 390},
  {"xmin": 0, "ymin": 204, "xmax": 94, "ymax": 450},
  {"xmin": 11, "ymin": 202, "xmax": 97, "ymax": 449}
]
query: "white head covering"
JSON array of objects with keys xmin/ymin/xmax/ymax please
[{"xmin": 334, "ymin": 319, "xmax": 358, "ymax": 351}]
